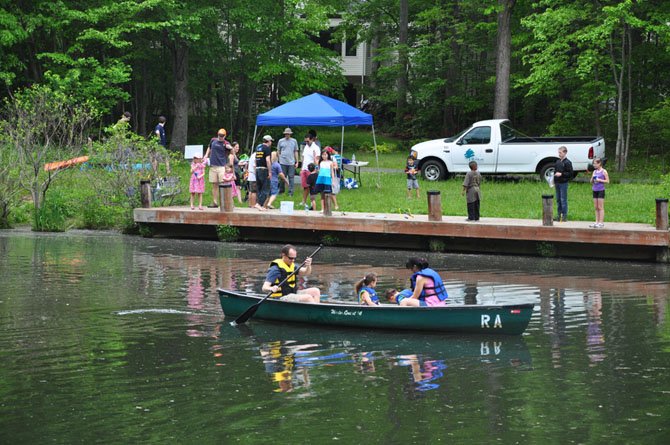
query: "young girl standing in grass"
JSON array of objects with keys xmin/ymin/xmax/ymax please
[
  {"xmin": 589, "ymin": 158, "xmax": 609, "ymax": 228},
  {"xmin": 189, "ymin": 155, "xmax": 206, "ymax": 210}
]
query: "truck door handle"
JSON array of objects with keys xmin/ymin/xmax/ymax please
[{"xmin": 485, "ymin": 149, "xmax": 493, "ymax": 153}]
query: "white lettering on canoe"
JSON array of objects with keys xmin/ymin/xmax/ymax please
[
  {"xmin": 480, "ymin": 341, "xmax": 502, "ymax": 356},
  {"xmin": 481, "ymin": 314, "xmax": 503, "ymax": 329},
  {"xmin": 330, "ymin": 309, "xmax": 363, "ymax": 317}
]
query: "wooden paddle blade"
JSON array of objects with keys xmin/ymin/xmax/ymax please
[{"xmin": 231, "ymin": 302, "xmax": 260, "ymax": 325}]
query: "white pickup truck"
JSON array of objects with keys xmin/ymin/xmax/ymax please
[{"xmin": 410, "ymin": 119, "xmax": 605, "ymax": 182}]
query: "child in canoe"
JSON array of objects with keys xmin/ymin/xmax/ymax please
[
  {"xmin": 356, "ymin": 273, "xmax": 380, "ymax": 306},
  {"xmin": 385, "ymin": 288, "xmax": 416, "ymax": 306}
]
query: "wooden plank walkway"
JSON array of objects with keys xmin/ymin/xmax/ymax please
[{"xmin": 134, "ymin": 206, "xmax": 669, "ymax": 262}]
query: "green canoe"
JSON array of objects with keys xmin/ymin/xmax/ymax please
[{"xmin": 218, "ymin": 289, "xmax": 534, "ymax": 335}]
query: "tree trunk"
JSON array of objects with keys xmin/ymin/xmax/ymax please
[
  {"xmin": 493, "ymin": 0, "xmax": 515, "ymax": 119},
  {"xmin": 610, "ymin": 24, "xmax": 626, "ymax": 172},
  {"xmin": 623, "ymin": 25, "xmax": 632, "ymax": 167},
  {"xmin": 235, "ymin": 73, "xmax": 252, "ymax": 146},
  {"xmin": 170, "ymin": 40, "xmax": 189, "ymax": 151},
  {"xmin": 395, "ymin": 0, "xmax": 409, "ymax": 128}
]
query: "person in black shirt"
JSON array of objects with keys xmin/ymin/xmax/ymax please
[
  {"xmin": 254, "ymin": 135, "xmax": 273, "ymax": 209},
  {"xmin": 554, "ymin": 146, "xmax": 573, "ymax": 222}
]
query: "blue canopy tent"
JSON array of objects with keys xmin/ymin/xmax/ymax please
[{"xmin": 253, "ymin": 93, "xmax": 379, "ymax": 185}]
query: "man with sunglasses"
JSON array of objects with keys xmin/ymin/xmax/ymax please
[{"xmin": 262, "ymin": 244, "xmax": 321, "ymax": 303}]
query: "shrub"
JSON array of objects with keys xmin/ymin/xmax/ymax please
[
  {"xmin": 216, "ymin": 224, "xmax": 240, "ymax": 242},
  {"xmin": 32, "ymin": 191, "xmax": 70, "ymax": 232}
]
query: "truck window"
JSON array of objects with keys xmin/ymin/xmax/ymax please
[{"xmin": 461, "ymin": 126, "xmax": 491, "ymax": 144}]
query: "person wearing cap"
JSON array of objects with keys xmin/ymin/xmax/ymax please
[
  {"xmin": 254, "ymin": 135, "xmax": 273, "ymax": 209},
  {"xmin": 299, "ymin": 133, "xmax": 319, "ymax": 208},
  {"xmin": 203, "ymin": 128, "xmax": 232, "ymax": 207},
  {"xmin": 277, "ymin": 127, "xmax": 299, "ymax": 196}
]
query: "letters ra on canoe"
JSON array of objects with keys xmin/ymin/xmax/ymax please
[{"xmin": 481, "ymin": 314, "xmax": 503, "ymax": 329}]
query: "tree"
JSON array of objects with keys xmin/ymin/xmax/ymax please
[
  {"xmin": 493, "ymin": 0, "xmax": 516, "ymax": 119},
  {"xmin": 0, "ymin": 85, "xmax": 93, "ymax": 226}
]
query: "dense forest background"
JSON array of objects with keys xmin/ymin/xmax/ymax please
[{"xmin": 1, "ymin": 0, "xmax": 670, "ymax": 172}]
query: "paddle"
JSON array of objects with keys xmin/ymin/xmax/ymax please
[{"xmin": 230, "ymin": 244, "xmax": 323, "ymax": 326}]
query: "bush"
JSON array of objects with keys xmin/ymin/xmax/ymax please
[
  {"xmin": 32, "ymin": 191, "xmax": 71, "ymax": 232},
  {"xmin": 216, "ymin": 224, "xmax": 240, "ymax": 242},
  {"xmin": 81, "ymin": 197, "xmax": 122, "ymax": 229}
]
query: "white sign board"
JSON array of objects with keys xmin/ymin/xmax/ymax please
[{"xmin": 184, "ymin": 145, "xmax": 203, "ymax": 159}]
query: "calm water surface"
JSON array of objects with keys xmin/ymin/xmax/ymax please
[{"xmin": 1, "ymin": 230, "xmax": 669, "ymax": 444}]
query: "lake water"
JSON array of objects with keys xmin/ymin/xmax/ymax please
[{"xmin": 1, "ymin": 231, "xmax": 669, "ymax": 444}]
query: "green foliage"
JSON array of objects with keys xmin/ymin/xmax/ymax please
[
  {"xmin": 216, "ymin": 224, "xmax": 240, "ymax": 242},
  {"xmin": 320, "ymin": 234, "xmax": 339, "ymax": 246},
  {"xmin": 428, "ymin": 239, "xmax": 446, "ymax": 253},
  {"xmin": 80, "ymin": 197, "xmax": 123, "ymax": 230},
  {"xmin": 32, "ymin": 191, "xmax": 72, "ymax": 232},
  {"xmin": 138, "ymin": 224, "xmax": 154, "ymax": 238},
  {"xmin": 536, "ymin": 242, "xmax": 557, "ymax": 258}
]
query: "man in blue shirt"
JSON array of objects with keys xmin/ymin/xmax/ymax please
[
  {"xmin": 154, "ymin": 116, "xmax": 167, "ymax": 147},
  {"xmin": 204, "ymin": 128, "xmax": 232, "ymax": 207}
]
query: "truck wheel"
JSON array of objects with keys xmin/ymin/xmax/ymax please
[
  {"xmin": 539, "ymin": 163, "xmax": 555, "ymax": 183},
  {"xmin": 421, "ymin": 160, "xmax": 446, "ymax": 181}
]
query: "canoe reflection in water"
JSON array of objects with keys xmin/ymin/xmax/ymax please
[{"xmin": 233, "ymin": 324, "xmax": 531, "ymax": 394}]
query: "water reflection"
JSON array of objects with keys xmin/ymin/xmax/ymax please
[{"xmin": 230, "ymin": 323, "xmax": 531, "ymax": 395}]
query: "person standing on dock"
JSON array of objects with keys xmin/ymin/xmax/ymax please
[
  {"xmin": 254, "ymin": 135, "xmax": 273, "ymax": 209},
  {"xmin": 262, "ymin": 244, "xmax": 321, "ymax": 303},
  {"xmin": 462, "ymin": 160, "xmax": 481, "ymax": 221},
  {"xmin": 553, "ymin": 146, "xmax": 573, "ymax": 222},
  {"xmin": 277, "ymin": 128, "xmax": 299, "ymax": 196},
  {"xmin": 589, "ymin": 157, "xmax": 609, "ymax": 228},
  {"xmin": 203, "ymin": 128, "xmax": 232, "ymax": 208},
  {"xmin": 300, "ymin": 134, "xmax": 319, "ymax": 208}
]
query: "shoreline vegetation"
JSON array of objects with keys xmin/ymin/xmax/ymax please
[{"xmin": 3, "ymin": 127, "xmax": 666, "ymax": 233}]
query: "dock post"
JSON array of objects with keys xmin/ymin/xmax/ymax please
[
  {"xmin": 542, "ymin": 194, "xmax": 553, "ymax": 226},
  {"xmin": 219, "ymin": 184, "xmax": 233, "ymax": 212},
  {"xmin": 323, "ymin": 192, "xmax": 332, "ymax": 216},
  {"xmin": 427, "ymin": 191, "xmax": 442, "ymax": 221},
  {"xmin": 140, "ymin": 180, "xmax": 152, "ymax": 208},
  {"xmin": 656, "ymin": 198, "xmax": 668, "ymax": 230}
]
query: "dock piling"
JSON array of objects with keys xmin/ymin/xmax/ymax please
[
  {"xmin": 427, "ymin": 191, "xmax": 442, "ymax": 222},
  {"xmin": 656, "ymin": 198, "xmax": 668, "ymax": 230},
  {"xmin": 219, "ymin": 184, "xmax": 233, "ymax": 212},
  {"xmin": 323, "ymin": 192, "xmax": 332, "ymax": 216},
  {"xmin": 542, "ymin": 194, "xmax": 553, "ymax": 226},
  {"xmin": 140, "ymin": 180, "xmax": 152, "ymax": 208}
]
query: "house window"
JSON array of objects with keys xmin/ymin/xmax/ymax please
[
  {"xmin": 314, "ymin": 29, "xmax": 340, "ymax": 53},
  {"xmin": 345, "ymin": 37, "xmax": 357, "ymax": 56}
]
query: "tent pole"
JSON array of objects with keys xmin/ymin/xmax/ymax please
[
  {"xmin": 372, "ymin": 124, "xmax": 381, "ymax": 188},
  {"xmin": 340, "ymin": 126, "xmax": 345, "ymax": 158},
  {"xmin": 250, "ymin": 125, "xmax": 258, "ymax": 156}
]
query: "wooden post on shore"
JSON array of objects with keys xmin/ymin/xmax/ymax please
[
  {"xmin": 427, "ymin": 191, "xmax": 442, "ymax": 221},
  {"xmin": 656, "ymin": 198, "xmax": 668, "ymax": 230},
  {"xmin": 140, "ymin": 180, "xmax": 152, "ymax": 208},
  {"xmin": 323, "ymin": 192, "xmax": 332, "ymax": 216},
  {"xmin": 219, "ymin": 184, "xmax": 233, "ymax": 212},
  {"xmin": 542, "ymin": 195, "xmax": 553, "ymax": 226}
]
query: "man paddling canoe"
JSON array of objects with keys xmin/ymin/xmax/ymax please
[{"xmin": 262, "ymin": 244, "xmax": 321, "ymax": 303}]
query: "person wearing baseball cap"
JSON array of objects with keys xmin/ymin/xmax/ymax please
[
  {"xmin": 203, "ymin": 128, "xmax": 232, "ymax": 207},
  {"xmin": 277, "ymin": 128, "xmax": 299, "ymax": 196},
  {"xmin": 254, "ymin": 135, "xmax": 274, "ymax": 209}
]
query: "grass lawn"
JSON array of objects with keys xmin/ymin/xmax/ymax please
[{"xmin": 176, "ymin": 160, "xmax": 658, "ymax": 225}]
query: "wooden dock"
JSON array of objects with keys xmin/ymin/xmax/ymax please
[{"xmin": 134, "ymin": 206, "xmax": 669, "ymax": 262}]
